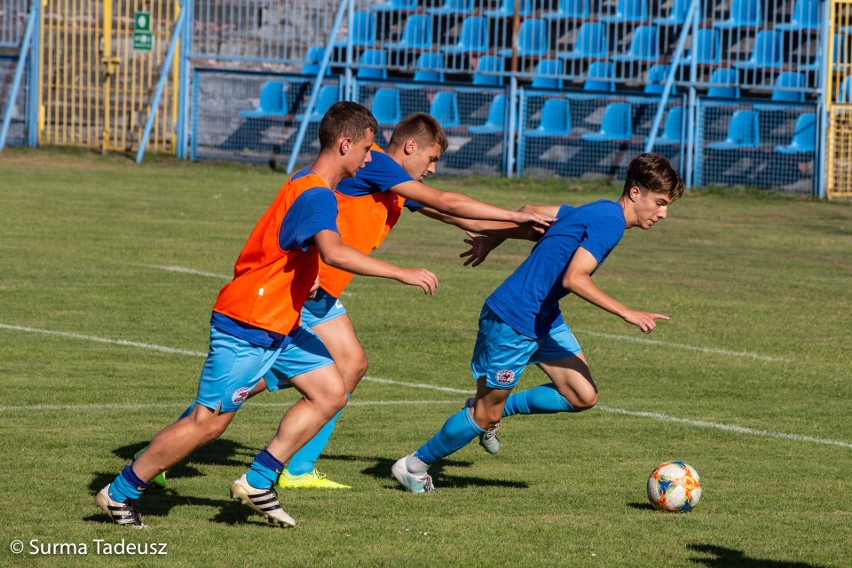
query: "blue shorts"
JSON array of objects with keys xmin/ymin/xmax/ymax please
[
  {"xmin": 300, "ymin": 288, "xmax": 347, "ymax": 328},
  {"xmin": 265, "ymin": 324, "xmax": 335, "ymax": 392},
  {"xmin": 196, "ymin": 324, "xmax": 333, "ymax": 411},
  {"xmin": 470, "ymin": 304, "xmax": 582, "ymax": 390}
]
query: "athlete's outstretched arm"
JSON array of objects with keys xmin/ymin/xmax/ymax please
[
  {"xmin": 313, "ymin": 229, "xmax": 438, "ymax": 295},
  {"xmin": 561, "ymin": 247, "xmax": 669, "ymax": 334}
]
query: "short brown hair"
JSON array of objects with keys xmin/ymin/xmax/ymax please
[
  {"xmin": 318, "ymin": 101, "xmax": 378, "ymax": 150},
  {"xmin": 388, "ymin": 112, "xmax": 449, "ymax": 152},
  {"xmin": 623, "ymin": 153, "xmax": 684, "ymax": 200}
]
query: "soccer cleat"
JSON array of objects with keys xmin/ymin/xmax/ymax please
[
  {"xmin": 133, "ymin": 449, "xmax": 167, "ymax": 488},
  {"xmin": 95, "ymin": 485, "xmax": 148, "ymax": 528},
  {"xmin": 464, "ymin": 397, "xmax": 501, "ymax": 454},
  {"xmin": 277, "ymin": 469, "xmax": 351, "ymax": 490},
  {"xmin": 391, "ymin": 456, "xmax": 436, "ymax": 494},
  {"xmin": 230, "ymin": 474, "xmax": 296, "ymax": 527}
]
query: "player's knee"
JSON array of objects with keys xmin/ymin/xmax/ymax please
[{"xmin": 572, "ymin": 391, "xmax": 598, "ymax": 411}]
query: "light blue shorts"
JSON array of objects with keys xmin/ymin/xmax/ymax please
[
  {"xmin": 265, "ymin": 324, "xmax": 335, "ymax": 392},
  {"xmin": 470, "ymin": 304, "xmax": 582, "ymax": 390},
  {"xmin": 196, "ymin": 324, "xmax": 333, "ymax": 411},
  {"xmin": 300, "ymin": 288, "xmax": 347, "ymax": 328}
]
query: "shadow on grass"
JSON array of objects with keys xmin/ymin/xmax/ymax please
[
  {"xmin": 687, "ymin": 544, "xmax": 825, "ymax": 568},
  {"xmin": 627, "ymin": 501, "xmax": 656, "ymax": 511},
  {"xmin": 361, "ymin": 456, "xmax": 529, "ymax": 491},
  {"xmin": 111, "ymin": 438, "xmax": 257, "ymax": 482}
]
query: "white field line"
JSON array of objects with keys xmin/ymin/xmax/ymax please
[
  {"xmin": 0, "ymin": 323, "xmax": 846, "ymax": 449},
  {"xmin": 152, "ymin": 265, "xmax": 356, "ymax": 297},
  {"xmin": 0, "ymin": 400, "xmax": 458, "ymax": 413}
]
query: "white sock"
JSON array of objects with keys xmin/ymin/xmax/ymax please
[{"xmin": 405, "ymin": 453, "xmax": 429, "ymax": 476}]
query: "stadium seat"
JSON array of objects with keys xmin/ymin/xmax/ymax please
[
  {"xmin": 441, "ymin": 16, "xmax": 489, "ymax": 54},
  {"xmin": 356, "ymin": 49, "xmax": 389, "ymax": 79},
  {"xmin": 839, "ymin": 76, "xmax": 852, "ymax": 103},
  {"xmin": 372, "ymin": 88, "xmax": 402, "ymax": 126},
  {"xmin": 429, "ymin": 91, "xmax": 460, "ymax": 128},
  {"xmin": 472, "ymin": 55, "xmax": 505, "ymax": 85},
  {"xmin": 301, "ymin": 46, "xmax": 327, "ymax": 76},
  {"xmin": 525, "ymin": 98, "xmax": 572, "ymax": 137},
  {"xmin": 581, "ymin": 103, "xmax": 633, "ymax": 142},
  {"xmin": 708, "ymin": 110, "xmax": 760, "ymax": 150},
  {"xmin": 799, "ymin": 34, "xmax": 845, "ymax": 72},
  {"xmin": 540, "ymin": 0, "xmax": 589, "ymax": 22},
  {"xmin": 427, "ymin": 0, "xmax": 473, "ymax": 16},
  {"xmin": 383, "ymin": 14, "xmax": 433, "ymax": 51},
  {"xmin": 755, "ymin": 72, "xmax": 806, "ymax": 109},
  {"xmin": 713, "ymin": 0, "xmax": 762, "ymax": 30},
  {"xmin": 775, "ymin": 0, "xmax": 820, "ymax": 32},
  {"xmin": 583, "ymin": 61, "xmax": 616, "ymax": 92},
  {"xmin": 653, "ymin": 0, "xmax": 693, "ymax": 27},
  {"xmin": 498, "ymin": 19, "xmax": 549, "ymax": 57},
  {"xmin": 707, "ymin": 68, "xmax": 741, "ymax": 98},
  {"xmin": 627, "ymin": 64, "xmax": 675, "ymax": 102},
  {"xmin": 774, "ymin": 113, "xmax": 816, "ymax": 154},
  {"xmin": 483, "ymin": 0, "xmax": 533, "ymax": 18},
  {"xmin": 371, "ymin": 0, "xmax": 419, "ymax": 13},
  {"xmin": 558, "ymin": 22, "xmax": 607, "ymax": 62},
  {"xmin": 469, "ymin": 94, "xmax": 506, "ymax": 134},
  {"xmin": 411, "ymin": 52, "xmax": 446, "ymax": 84},
  {"xmin": 648, "ymin": 106, "xmax": 684, "ymax": 145},
  {"xmin": 732, "ymin": 30, "xmax": 784, "ymax": 70},
  {"xmin": 600, "ymin": 0, "xmax": 649, "ymax": 24},
  {"xmin": 679, "ymin": 28, "xmax": 720, "ymax": 67},
  {"xmin": 332, "ymin": 11, "xmax": 376, "ymax": 47},
  {"xmin": 239, "ymin": 81, "xmax": 288, "ymax": 119},
  {"xmin": 295, "ymin": 84, "xmax": 339, "ymax": 122},
  {"xmin": 532, "ymin": 59, "xmax": 564, "ymax": 89},
  {"xmin": 611, "ymin": 25, "xmax": 659, "ymax": 63}
]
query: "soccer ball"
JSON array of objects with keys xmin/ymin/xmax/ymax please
[{"xmin": 646, "ymin": 461, "xmax": 702, "ymax": 512}]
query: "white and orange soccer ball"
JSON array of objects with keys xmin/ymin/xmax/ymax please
[{"xmin": 646, "ymin": 461, "xmax": 702, "ymax": 512}]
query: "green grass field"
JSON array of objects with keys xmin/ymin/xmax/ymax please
[{"xmin": 0, "ymin": 147, "xmax": 849, "ymax": 567}]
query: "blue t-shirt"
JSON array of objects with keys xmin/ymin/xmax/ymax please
[
  {"xmin": 485, "ymin": 200, "xmax": 626, "ymax": 338},
  {"xmin": 337, "ymin": 149, "xmax": 424, "ymax": 211}
]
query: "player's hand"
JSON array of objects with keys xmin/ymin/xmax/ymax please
[
  {"xmin": 623, "ymin": 310, "xmax": 670, "ymax": 334},
  {"xmin": 307, "ymin": 276, "xmax": 320, "ymax": 299},
  {"xmin": 398, "ymin": 267, "xmax": 439, "ymax": 296},
  {"xmin": 460, "ymin": 232, "xmax": 497, "ymax": 267},
  {"xmin": 510, "ymin": 210, "xmax": 556, "ymax": 234}
]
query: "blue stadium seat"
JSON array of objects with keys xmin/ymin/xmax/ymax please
[
  {"xmin": 611, "ymin": 25, "xmax": 659, "ymax": 64},
  {"xmin": 384, "ymin": 14, "xmax": 433, "ymax": 51},
  {"xmin": 641, "ymin": 64, "xmax": 676, "ymax": 95},
  {"xmin": 372, "ymin": 88, "xmax": 402, "ymax": 126},
  {"xmin": 483, "ymin": 0, "xmax": 533, "ymax": 18},
  {"xmin": 469, "ymin": 94, "xmax": 506, "ymax": 134},
  {"xmin": 540, "ymin": 0, "xmax": 589, "ymax": 22},
  {"xmin": 799, "ymin": 34, "xmax": 845, "ymax": 72},
  {"xmin": 840, "ymin": 76, "xmax": 852, "ymax": 103},
  {"xmin": 707, "ymin": 68, "xmax": 740, "ymax": 98},
  {"xmin": 430, "ymin": 91, "xmax": 460, "ymax": 128},
  {"xmin": 708, "ymin": 110, "xmax": 760, "ymax": 150},
  {"xmin": 411, "ymin": 52, "xmax": 446, "ymax": 83},
  {"xmin": 239, "ymin": 81, "xmax": 288, "ymax": 118},
  {"xmin": 584, "ymin": 61, "xmax": 616, "ymax": 92},
  {"xmin": 532, "ymin": 59, "xmax": 564, "ymax": 89},
  {"xmin": 357, "ymin": 49, "xmax": 389, "ymax": 79},
  {"xmin": 498, "ymin": 19, "xmax": 549, "ymax": 57},
  {"xmin": 558, "ymin": 22, "xmax": 607, "ymax": 61},
  {"xmin": 653, "ymin": 0, "xmax": 693, "ymax": 27},
  {"xmin": 774, "ymin": 113, "xmax": 816, "ymax": 154},
  {"xmin": 600, "ymin": 0, "xmax": 649, "ymax": 24},
  {"xmin": 733, "ymin": 30, "xmax": 784, "ymax": 70},
  {"xmin": 472, "ymin": 55, "xmax": 505, "ymax": 85},
  {"xmin": 775, "ymin": 0, "xmax": 820, "ymax": 32},
  {"xmin": 295, "ymin": 84, "xmax": 339, "ymax": 122},
  {"xmin": 755, "ymin": 72, "xmax": 806, "ymax": 109},
  {"xmin": 648, "ymin": 106, "xmax": 683, "ymax": 145},
  {"xmin": 441, "ymin": 16, "xmax": 489, "ymax": 54},
  {"xmin": 679, "ymin": 28, "xmax": 720, "ymax": 67},
  {"xmin": 427, "ymin": 0, "xmax": 473, "ymax": 16},
  {"xmin": 371, "ymin": 0, "xmax": 419, "ymax": 13},
  {"xmin": 713, "ymin": 0, "xmax": 762, "ymax": 30},
  {"xmin": 525, "ymin": 98, "xmax": 572, "ymax": 137},
  {"xmin": 582, "ymin": 103, "xmax": 633, "ymax": 142},
  {"xmin": 301, "ymin": 46, "xmax": 327, "ymax": 76},
  {"xmin": 332, "ymin": 11, "xmax": 376, "ymax": 47}
]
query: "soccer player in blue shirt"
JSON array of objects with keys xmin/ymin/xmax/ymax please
[{"xmin": 392, "ymin": 153, "xmax": 685, "ymax": 493}]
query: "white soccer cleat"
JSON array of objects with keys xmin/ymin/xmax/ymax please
[
  {"xmin": 230, "ymin": 474, "xmax": 296, "ymax": 527},
  {"xmin": 95, "ymin": 485, "xmax": 148, "ymax": 528},
  {"xmin": 391, "ymin": 456, "xmax": 436, "ymax": 493}
]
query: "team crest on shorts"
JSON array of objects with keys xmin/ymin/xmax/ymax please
[
  {"xmin": 231, "ymin": 387, "xmax": 251, "ymax": 406},
  {"xmin": 495, "ymin": 369, "xmax": 515, "ymax": 385}
]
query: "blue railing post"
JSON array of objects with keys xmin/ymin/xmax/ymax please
[
  {"xmin": 0, "ymin": 0, "xmax": 39, "ymax": 151},
  {"xmin": 176, "ymin": 0, "xmax": 192, "ymax": 159}
]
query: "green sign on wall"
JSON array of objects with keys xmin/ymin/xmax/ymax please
[{"xmin": 133, "ymin": 11, "xmax": 152, "ymax": 51}]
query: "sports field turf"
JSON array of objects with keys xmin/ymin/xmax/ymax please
[{"xmin": 0, "ymin": 147, "xmax": 849, "ymax": 567}]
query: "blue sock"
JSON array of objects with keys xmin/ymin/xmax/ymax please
[
  {"xmin": 108, "ymin": 465, "xmax": 150, "ymax": 502},
  {"xmin": 414, "ymin": 408, "xmax": 486, "ymax": 465},
  {"xmin": 502, "ymin": 384, "xmax": 576, "ymax": 417},
  {"xmin": 178, "ymin": 401, "xmax": 196, "ymax": 420},
  {"xmin": 286, "ymin": 403, "xmax": 346, "ymax": 476},
  {"xmin": 246, "ymin": 449, "xmax": 284, "ymax": 489}
]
